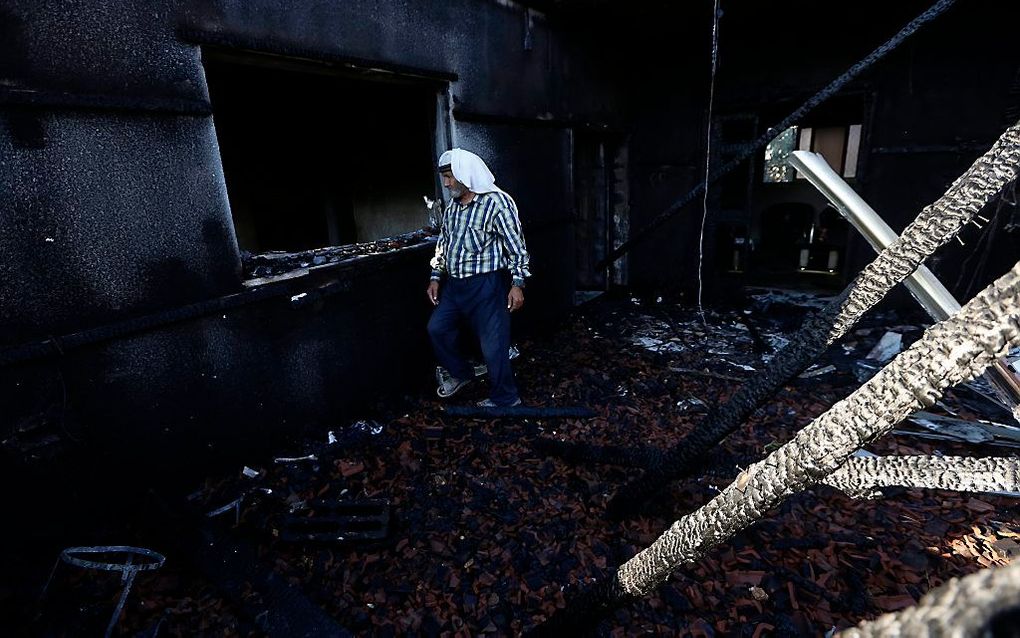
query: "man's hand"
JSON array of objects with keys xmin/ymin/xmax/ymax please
[
  {"xmin": 507, "ymin": 286, "xmax": 524, "ymax": 312},
  {"xmin": 427, "ymin": 280, "xmax": 440, "ymax": 306}
]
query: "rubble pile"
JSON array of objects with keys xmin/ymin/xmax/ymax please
[{"xmin": 107, "ymin": 292, "xmax": 1019, "ymax": 636}]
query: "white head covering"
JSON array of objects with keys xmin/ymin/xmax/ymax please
[{"xmin": 438, "ymin": 148, "xmax": 503, "ymax": 194}]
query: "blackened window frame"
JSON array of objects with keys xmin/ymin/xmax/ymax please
[{"xmin": 199, "ymin": 45, "xmax": 453, "ymax": 258}]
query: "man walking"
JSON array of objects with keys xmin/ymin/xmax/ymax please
[{"xmin": 426, "ymin": 148, "xmax": 530, "ymax": 407}]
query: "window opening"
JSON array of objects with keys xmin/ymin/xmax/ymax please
[
  {"xmin": 202, "ymin": 50, "xmax": 441, "ymax": 256},
  {"xmin": 764, "ymin": 124, "xmax": 861, "ymax": 183}
]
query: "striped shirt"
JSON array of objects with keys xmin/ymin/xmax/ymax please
[{"xmin": 430, "ymin": 191, "xmax": 531, "ymax": 285}]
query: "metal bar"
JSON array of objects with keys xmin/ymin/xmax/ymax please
[
  {"xmin": 787, "ymin": 151, "xmax": 959, "ymax": 319},
  {"xmin": 788, "ymin": 150, "xmax": 1020, "ymax": 419}
]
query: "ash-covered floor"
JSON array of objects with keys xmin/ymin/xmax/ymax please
[{"xmin": 32, "ymin": 291, "xmax": 1020, "ymax": 637}]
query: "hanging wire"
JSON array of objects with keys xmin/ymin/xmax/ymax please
[{"xmin": 697, "ymin": 0, "xmax": 722, "ymax": 324}]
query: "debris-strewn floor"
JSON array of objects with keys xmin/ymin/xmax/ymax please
[{"xmin": 88, "ymin": 293, "xmax": 1020, "ymax": 636}]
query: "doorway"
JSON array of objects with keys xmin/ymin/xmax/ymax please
[{"xmin": 574, "ymin": 131, "xmax": 627, "ymax": 291}]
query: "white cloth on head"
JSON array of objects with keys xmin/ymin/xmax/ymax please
[{"xmin": 438, "ymin": 148, "xmax": 504, "ymax": 194}]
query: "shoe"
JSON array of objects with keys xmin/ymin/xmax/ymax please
[
  {"xmin": 436, "ymin": 367, "xmax": 472, "ymax": 398},
  {"xmin": 476, "ymin": 398, "xmax": 523, "ymax": 408}
]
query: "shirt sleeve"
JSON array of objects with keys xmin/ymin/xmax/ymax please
[
  {"xmin": 429, "ymin": 203, "xmax": 451, "ymax": 279},
  {"xmin": 493, "ymin": 194, "xmax": 531, "ymax": 285}
]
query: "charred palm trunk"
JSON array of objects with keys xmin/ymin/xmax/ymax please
[
  {"xmin": 823, "ymin": 455, "xmax": 1020, "ymax": 499},
  {"xmin": 528, "ymin": 260, "xmax": 1020, "ymax": 636},
  {"xmin": 837, "ymin": 560, "xmax": 1020, "ymax": 637},
  {"xmin": 605, "ymin": 121, "xmax": 1020, "ymax": 519}
]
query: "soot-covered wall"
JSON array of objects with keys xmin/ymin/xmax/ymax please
[{"xmin": 0, "ymin": 0, "xmax": 627, "ymax": 474}]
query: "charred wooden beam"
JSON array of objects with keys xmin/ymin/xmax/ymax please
[
  {"xmin": 838, "ymin": 561, "xmax": 1020, "ymax": 637},
  {"xmin": 530, "ymin": 258, "xmax": 1020, "ymax": 636}
]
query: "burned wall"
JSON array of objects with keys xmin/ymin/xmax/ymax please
[
  {"xmin": 616, "ymin": 1, "xmax": 715, "ymax": 299},
  {"xmin": 0, "ymin": 0, "xmax": 628, "ymax": 468},
  {"xmin": 177, "ymin": 0, "xmax": 625, "ymax": 321},
  {"xmin": 859, "ymin": 5, "xmax": 1020, "ymax": 303},
  {"xmin": 1, "ymin": 0, "xmax": 624, "ymax": 337},
  {"xmin": 456, "ymin": 120, "xmax": 575, "ymax": 329},
  {"xmin": 1, "ymin": 243, "xmax": 436, "ymax": 474},
  {"xmin": 0, "ymin": 0, "xmax": 238, "ymax": 345},
  {"xmin": 179, "ymin": 0, "xmax": 621, "ymax": 121}
]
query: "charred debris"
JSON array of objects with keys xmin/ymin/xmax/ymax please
[
  {"xmin": 16, "ymin": 287, "xmax": 1020, "ymax": 636},
  {"xmin": 4, "ymin": 0, "xmax": 1020, "ymax": 636}
]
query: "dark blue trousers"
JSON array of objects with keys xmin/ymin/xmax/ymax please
[{"xmin": 427, "ymin": 270, "xmax": 519, "ymax": 405}]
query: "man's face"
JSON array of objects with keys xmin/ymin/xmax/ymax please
[{"xmin": 441, "ymin": 170, "xmax": 466, "ymax": 198}]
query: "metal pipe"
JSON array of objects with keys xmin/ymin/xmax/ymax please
[
  {"xmin": 788, "ymin": 150, "xmax": 1020, "ymax": 420},
  {"xmin": 788, "ymin": 151, "xmax": 961, "ymax": 319}
]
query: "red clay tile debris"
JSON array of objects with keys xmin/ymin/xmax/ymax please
[{"xmin": 119, "ymin": 294, "xmax": 1020, "ymax": 636}]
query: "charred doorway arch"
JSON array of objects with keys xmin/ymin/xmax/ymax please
[{"xmin": 201, "ymin": 48, "xmax": 444, "ymax": 254}]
